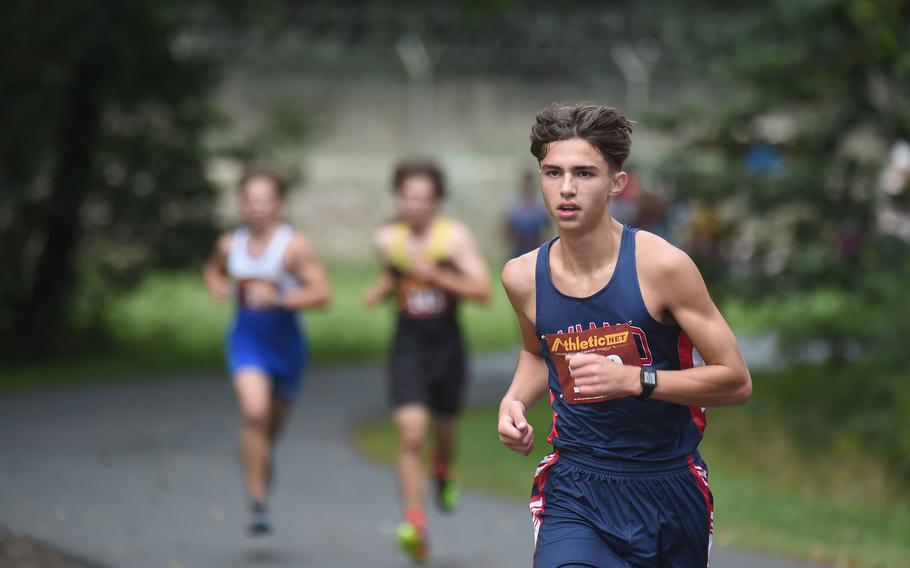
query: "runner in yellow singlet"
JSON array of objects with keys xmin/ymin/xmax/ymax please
[{"xmin": 365, "ymin": 160, "xmax": 491, "ymax": 563}]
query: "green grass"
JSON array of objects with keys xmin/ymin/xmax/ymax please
[
  {"xmin": 356, "ymin": 370, "xmax": 910, "ymax": 568},
  {"xmin": 0, "ymin": 267, "xmax": 518, "ymax": 393}
]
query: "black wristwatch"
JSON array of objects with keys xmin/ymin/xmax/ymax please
[{"xmin": 638, "ymin": 367, "xmax": 658, "ymax": 400}]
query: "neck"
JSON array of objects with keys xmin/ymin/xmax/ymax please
[
  {"xmin": 248, "ymin": 222, "xmax": 279, "ymax": 239},
  {"xmin": 555, "ymin": 216, "xmax": 622, "ymax": 274},
  {"xmin": 408, "ymin": 217, "xmax": 434, "ymax": 236}
]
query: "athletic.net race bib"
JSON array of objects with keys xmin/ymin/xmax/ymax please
[{"xmin": 544, "ymin": 323, "xmax": 642, "ymax": 404}]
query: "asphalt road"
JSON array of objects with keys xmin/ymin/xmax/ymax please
[{"xmin": 0, "ymin": 348, "xmax": 824, "ymax": 568}]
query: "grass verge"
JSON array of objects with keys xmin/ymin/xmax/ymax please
[
  {"xmin": 1, "ymin": 267, "xmax": 518, "ymax": 393},
  {"xmin": 356, "ymin": 367, "xmax": 910, "ymax": 568}
]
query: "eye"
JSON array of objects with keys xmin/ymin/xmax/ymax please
[
  {"xmin": 545, "ymin": 170, "xmax": 560, "ymax": 178},
  {"xmin": 577, "ymin": 171, "xmax": 592, "ymax": 178}
]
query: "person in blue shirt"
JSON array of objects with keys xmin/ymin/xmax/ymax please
[{"xmin": 504, "ymin": 169, "xmax": 552, "ymax": 259}]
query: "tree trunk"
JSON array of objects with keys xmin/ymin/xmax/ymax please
[{"xmin": 10, "ymin": 54, "xmax": 105, "ymax": 359}]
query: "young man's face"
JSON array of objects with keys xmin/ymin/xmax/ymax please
[
  {"xmin": 396, "ymin": 174, "xmax": 439, "ymax": 228},
  {"xmin": 240, "ymin": 176, "xmax": 283, "ymax": 230},
  {"xmin": 538, "ymin": 138, "xmax": 626, "ymax": 231}
]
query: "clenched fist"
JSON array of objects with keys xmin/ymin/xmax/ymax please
[{"xmin": 498, "ymin": 400, "xmax": 535, "ymax": 456}]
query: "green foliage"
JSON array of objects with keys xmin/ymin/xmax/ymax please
[
  {"xmin": 0, "ymin": 0, "xmax": 287, "ymax": 359},
  {"xmin": 750, "ymin": 363, "xmax": 910, "ymax": 481},
  {"xmin": 0, "ymin": 268, "xmax": 519, "ymax": 392},
  {"xmin": 654, "ymin": 0, "xmax": 910, "ymax": 363}
]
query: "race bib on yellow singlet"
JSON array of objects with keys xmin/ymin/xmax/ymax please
[
  {"xmin": 397, "ymin": 276, "xmax": 451, "ymax": 318},
  {"xmin": 544, "ymin": 323, "xmax": 641, "ymax": 404}
]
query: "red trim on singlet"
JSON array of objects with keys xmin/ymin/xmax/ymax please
[
  {"xmin": 629, "ymin": 324, "xmax": 654, "ymax": 365},
  {"xmin": 687, "ymin": 454, "xmax": 714, "ymax": 567},
  {"xmin": 690, "ymin": 406, "xmax": 707, "ymax": 436},
  {"xmin": 530, "ymin": 451, "xmax": 560, "ymax": 553},
  {"xmin": 677, "ymin": 332, "xmax": 695, "ymax": 368},
  {"xmin": 546, "ymin": 390, "xmax": 558, "ymax": 442},
  {"xmin": 678, "ymin": 332, "xmax": 708, "ymax": 436}
]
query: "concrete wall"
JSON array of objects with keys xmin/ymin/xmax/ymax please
[{"xmin": 210, "ymin": 70, "xmax": 672, "ymax": 264}]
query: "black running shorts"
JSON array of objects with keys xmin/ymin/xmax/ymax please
[{"xmin": 388, "ymin": 315, "xmax": 467, "ymax": 417}]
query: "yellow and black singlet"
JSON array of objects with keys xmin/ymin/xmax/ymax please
[{"xmin": 387, "ymin": 218, "xmax": 457, "ymax": 320}]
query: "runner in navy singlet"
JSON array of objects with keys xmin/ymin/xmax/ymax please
[
  {"xmin": 497, "ymin": 104, "xmax": 752, "ymax": 567},
  {"xmin": 203, "ymin": 166, "xmax": 331, "ymax": 535}
]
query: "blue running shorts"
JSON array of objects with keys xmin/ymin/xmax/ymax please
[{"xmin": 530, "ymin": 448, "xmax": 713, "ymax": 568}]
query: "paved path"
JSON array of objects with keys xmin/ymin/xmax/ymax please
[{"xmin": 0, "ymin": 348, "xmax": 823, "ymax": 568}]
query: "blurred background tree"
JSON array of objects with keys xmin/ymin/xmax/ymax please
[
  {"xmin": 0, "ymin": 0, "xmax": 284, "ymax": 361},
  {"xmin": 655, "ymin": 0, "xmax": 910, "ymax": 362},
  {"xmin": 653, "ymin": 0, "xmax": 910, "ymax": 478}
]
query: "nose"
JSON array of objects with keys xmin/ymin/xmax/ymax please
[{"xmin": 559, "ymin": 175, "xmax": 577, "ymax": 198}]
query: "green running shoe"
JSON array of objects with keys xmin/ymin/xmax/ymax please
[
  {"xmin": 396, "ymin": 521, "xmax": 428, "ymax": 563},
  {"xmin": 436, "ymin": 477, "xmax": 460, "ymax": 513}
]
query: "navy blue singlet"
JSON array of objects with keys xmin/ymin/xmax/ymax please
[{"xmin": 535, "ymin": 225, "xmax": 705, "ymax": 462}]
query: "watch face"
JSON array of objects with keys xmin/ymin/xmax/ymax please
[{"xmin": 643, "ymin": 369, "xmax": 657, "ymax": 387}]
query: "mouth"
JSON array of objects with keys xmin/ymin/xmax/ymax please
[{"xmin": 556, "ymin": 202, "xmax": 580, "ymax": 219}]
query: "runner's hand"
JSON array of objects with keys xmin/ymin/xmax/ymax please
[
  {"xmin": 211, "ymin": 281, "xmax": 231, "ymax": 304},
  {"xmin": 567, "ymin": 353, "xmax": 637, "ymax": 399},
  {"xmin": 246, "ymin": 283, "xmax": 279, "ymax": 310},
  {"xmin": 411, "ymin": 260, "xmax": 439, "ymax": 282},
  {"xmin": 363, "ymin": 287, "xmax": 384, "ymax": 307},
  {"xmin": 364, "ymin": 277, "xmax": 394, "ymax": 307},
  {"xmin": 498, "ymin": 400, "xmax": 534, "ymax": 455}
]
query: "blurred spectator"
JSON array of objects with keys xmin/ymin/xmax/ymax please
[
  {"xmin": 503, "ymin": 170, "xmax": 551, "ymax": 258},
  {"xmin": 687, "ymin": 201, "xmax": 731, "ymax": 261},
  {"xmin": 611, "ymin": 166, "xmax": 641, "ymax": 226},
  {"xmin": 635, "ymin": 186, "xmax": 670, "ymax": 238},
  {"xmin": 744, "ymin": 141, "xmax": 784, "ymax": 178},
  {"xmin": 878, "ymin": 140, "xmax": 910, "ymax": 242}
]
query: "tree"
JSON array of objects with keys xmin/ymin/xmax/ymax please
[
  {"xmin": 0, "ymin": 1, "xmax": 279, "ymax": 360},
  {"xmin": 638, "ymin": 0, "xmax": 910, "ymax": 481},
  {"xmin": 654, "ymin": 0, "xmax": 910, "ymax": 363}
]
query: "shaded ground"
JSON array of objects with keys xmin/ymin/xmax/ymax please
[
  {"xmin": 0, "ymin": 526, "xmax": 101, "ymax": 568},
  {"xmin": 0, "ymin": 348, "xmax": 825, "ymax": 567}
]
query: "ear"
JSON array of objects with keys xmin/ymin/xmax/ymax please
[{"xmin": 608, "ymin": 171, "xmax": 628, "ymax": 199}]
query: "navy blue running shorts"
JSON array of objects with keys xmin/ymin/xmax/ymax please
[{"xmin": 530, "ymin": 449, "xmax": 714, "ymax": 568}]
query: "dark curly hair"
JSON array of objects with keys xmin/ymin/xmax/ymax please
[
  {"xmin": 392, "ymin": 160, "xmax": 446, "ymax": 200},
  {"xmin": 530, "ymin": 103, "xmax": 634, "ymax": 172},
  {"xmin": 238, "ymin": 165, "xmax": 287, "ymax": 198}
]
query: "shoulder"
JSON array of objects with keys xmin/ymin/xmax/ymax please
[
  {"xmin": 373, "ymin": 223, "xmax": 397, "ymax": 251},
  {"xmin": 501, "ymin": 248, "xmax": 538, "ymax": 301},
  {"xmin": 215, "ymin": 230, "xmax": 234, "ymax": 254},
  {"xmin": 288, "ymin": 229, "xmax": 312, "ymax": 247},
  {"xmin": 444, "ymin": 218, "xmax": 475, "ymax": 243},
  {"xmin": 284, "ymin": 229, "xmax": 317, "ymax": 259},
  {"xmin": 634, "ymin": 230, "xmax": 704, "ymax": 298}
]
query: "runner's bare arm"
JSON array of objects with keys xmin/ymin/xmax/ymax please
[
  {"xmin": 570, "ymin": 233, "xmax": 751, "ymax": 407},
  {"xmin": 280, "ymin": 233, "xmax": 332, "ymax": 310},
  {"xmin": 202, "ymin": 232, "xmax": 232, "ymax": 303},
  {"xmin": 644, "ymin": 240, "xmax": 751, "ymax": 405},
  {"xmin": 498, "ymin": 253, "xmax": 550, "ymax": 455},
  {"xmin": 416, "ymin": 222, "xmax": 491, "ymax": 303},
  {"xmin": 364, "ymin": 226, "xmax": 396, "ymax": 307},
  {"xmin": 364, "ymin": 269, "xmax": 396, "ymax": 307}
]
